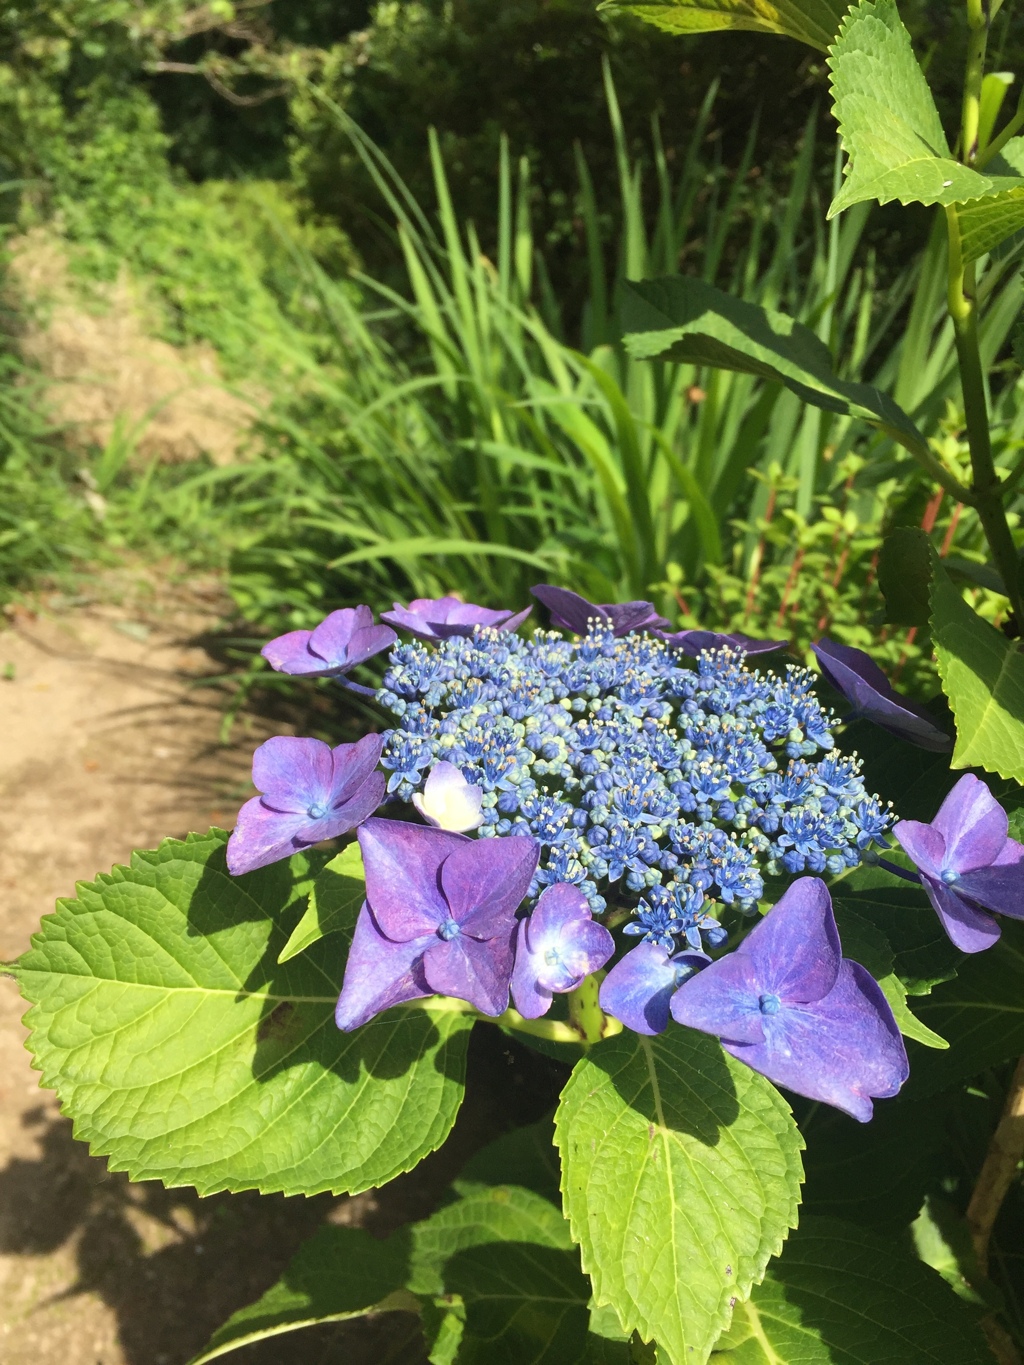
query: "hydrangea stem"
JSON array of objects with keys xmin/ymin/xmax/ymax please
[{"xmin": 567, "ymin": 973, "xmax": 612, "ymax": 1046}]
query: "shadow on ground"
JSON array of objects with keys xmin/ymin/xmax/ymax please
[{"xmin": 0, "ymin": 1028, "xmax": 568, "ymax": 1365}]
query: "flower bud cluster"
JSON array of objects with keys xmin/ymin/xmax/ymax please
[{"xmin": 378, "ymin": 620, "xmax": 891, "ymax": 952}]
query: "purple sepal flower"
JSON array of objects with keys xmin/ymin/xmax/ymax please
[
  {"xmin": 812, "ymin": 638, "xmax": 952, "ymax": 752},
  {"xmin": 381, "ymin": 596, "xmax": 531, "ymax": 643},
  {"xmin": 335, "ymin": 818, "xmax": 538, "ymax": 1030},
  {"xmin": 510, "ymin": 883, "xmax": 614, "ymax": 1019},
  {"xmin": 658, "ymin": 628, "xmax": 787, "ymax": 658},
  {"xmin": 599, "ymin": 941, "xmax": 710, "ymax": 1036},
  {"xmin": 531, "ymin": 584, "xmax": 670, "ymax": 637},
  {"xmin": 670, "ymin": 877, "xmax": 909, "ymax": 1121},
  {"xmin": 894, "ymin": 773, "xmax": 1024, "ymax": 954},
  {"xmin": 262, "ymin": 606, "xmax": 397, "ymax": 678},
  {"xmin": 227, "ymin": 733, "xmax": 385, "ymax": 875}
]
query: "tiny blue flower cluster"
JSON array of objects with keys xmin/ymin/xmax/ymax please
[{"xmin": 378, "ymin": 623, "xmax": 891, "ymax": 952}]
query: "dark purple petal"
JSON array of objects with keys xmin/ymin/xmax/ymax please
[
  {"xmin": 599, "ymin": 942, "xmax": 708, "ymax": 1036},
  {"xmin": 604, "ymin": 602, "xmax": 672, "ymax": 634},
  {"xmin": 893, "ymin": 819, "xmax": 946, "ymax": 882},
  {"xmin": 721, "ymin": 960, "xmax": 909, "ymax": 1122},
  {"xmin": 957, "ymin": 837, "xmax": 1024, "ymax": 920},
  {"xmin": 932, "ymin": 774, "xmax": 1008, "ymax": 873},
  {"xmin": 422, "ymin": 931, "xmax": 515, "ymax": 1015},
  {"xmin": 812, "ymin": 639, "xmax": 952, "ymax": 752},
  {"xmin": 358, "ymin": 818, "xmax": 468, "ymax": 941},
  {"xmin": 736, "ymin": 877, "xmax": 841, "ymax": 1004},
  {"xmin": 329, "ymin": 733, "xmax": 385, "ymax": 806},
  {"xmin": 658, "ymin": 629, "xmax": 787, "ymax": 657},
  {"xmin": 329, "ymin": 770, "xmax": 386, "ymax": 833},
  {"xmin": 920, "ymin": 876, "xmax": 1002, "ymax": 953},
  {"xmin": 440, "ymin": 835, "xmax": 539, "ymax": 938},
  {"xmin": 669, "ymin": 950, "xmax": 767, "ymax": 1045},
  {"xmin": 261, "ymin": 629, "xmax": 317, "ymax": 674},
  {"xmin": 226, "ymin": 797, "xmax": 315, "ymax": 875},
  {"xmin": 252, "ymin": 736, "xmax": 334, "ymax": 813},
  {"xmin": 500, "ymin": 605, "xmax": 533, "ymax": 634},
  {"xmin": 334, "ymin": 902, "xmax": 433, "ymax": 1031},
  {"xmin": 531, "ymin": 585, "xmax": 610, "ymax": 634}
]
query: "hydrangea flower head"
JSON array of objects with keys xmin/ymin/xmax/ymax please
[
  {"xmin": 227, "ymin": 734, "xmax": 385, "ymax": 875},
  {"xmin": 531, "ymin": 584, "xmax": 670, "ymax": 636},
  {"xmin": 812, "ymin": 638, "xmax": 952, "ymax": 752},
  {"xmin": 894, "ymin": 773, "xmax": 1024, "ymax": 953},
  {"xmin": 382, "ymin": 596, "xmax": 531, "ymax": 642},
  {"xmin": 511, "ymin": 882, "xmax": 614, "ymax": 1018},
  {"xmin": 262, "ymin": 606, "xmax": 396, "ymax": 678},
  {"xmin": 335, "ymin": 819, "xmax": 538, "ymax": 1029},
  {"xmin": 670, "ymin": 877, "xmax": 909, "ymax": 1121}
]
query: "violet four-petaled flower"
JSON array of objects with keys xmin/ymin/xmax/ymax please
[
  {"xmin": 227, "ymin": 733, "xmax": 385, "ymax": 875},
  {"xmin": 531, "ymin": 585, "xmax": 670, "ymax": 637},
  {"xmin": 510, "ymin": 882, "xmax": 614, "ymax": 1018},
  {"xmin": 381, "ymin": 595, "xmax": 531, "ymax": 643},
  {"xmin": 599, "ymin": 941, "xmax": 710, "ymax": 1036},
  {"xmin": 812, "ymin": 638, "xmax": 952, "ymax": 752},
  {"xmin": 894, "ymin": 773, "xmax": 1024, "ymax": 953},
  {"xmin": 657, "ymin": 628, "xmax": 787, "ymax": 658},
  {"xmin": 335, "ymin": 819, "xmax": 538, "ymax": 1030},
  {"xmin": 670, "ymin": 877, "xmax": 908, "ymax": 1121},
  {"xmin": 262, "ymin": 606, "xmax": 397, "ymax": 678}
]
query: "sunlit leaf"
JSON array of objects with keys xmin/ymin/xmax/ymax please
[
  {"xmin": 278, "ymin": 840, "xmax": 365, "ymax": 963},
  {"xmin": 601, "ymin": 0, "xmax": 847, "ymax": 51}
]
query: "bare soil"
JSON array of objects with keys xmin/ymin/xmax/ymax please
[{"xmin": 0, "ymin": 570, "xmax": 543, "ymax": 1365}]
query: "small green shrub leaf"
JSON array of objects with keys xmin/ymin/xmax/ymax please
[
  {"xmin": 278, "ymin": 840, "xmax": 365, "ymax": 963},
  {"xmin": 828, "ymin": 0, "xmax": 1024, "ymax": 256},
  {"xmin": 188, "ymin": 1225, "xmax": 418, "ymax": 1364},
  {"xmin": 930, "ymin": 557, "xmax": 1024, "ymax": 782},
  {"xmin": 600, "ymin": 0, "xmax": 847, "ymax": 51},
  {"xmin": 907, "ymin": 919, "xmax": 1024, "ymax": 1096},
  {"xmin": 555, "ymin": 1028, "xmax": 803, "ymax": 1365},
  {"xmin": 622, "ymin": 276, "xmax": 929, "ymax": 461},
  {"xmin": 17, "ymin": 830, "xmax": 472, "ymax": 1197},
  {"xmin": 710, "ymin": 1216, "xmax": 991, "ymax": 1362}
]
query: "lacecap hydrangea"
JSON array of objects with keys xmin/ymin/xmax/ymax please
[{"xmin": 225, "ymin": 585, "xmax": 1022, "ymax": 1123}]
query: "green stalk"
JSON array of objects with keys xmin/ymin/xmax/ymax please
[
  {"xmin": 567, "ymin": 973, "xmax": 614, "ymax": 1046},
  {"xmin": 943, "ymin": 3, "xmax": 1024, "ymax": 628}
]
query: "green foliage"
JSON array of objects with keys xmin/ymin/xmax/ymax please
[
  {"xmin": 602, "ymin": 0, "xmax": 847, "ymax": 52},
  {"xmin": 555, "ymin": 1027, "xmax": 803, "ymax": 1364},
  {"xmin": 710, "ymin": 1216, "xmax": 990, "ymax": 1363},
  {"xmin": 277, "ymin": 839, "xmax": 365, "ymax": 963},
  {"xmin": 17, "ymin": 829, "xmax": 473, "ymax": 1196},
  {"xmin": 931, "ymin": 556, "xmax": 1024, "ymax": 782}
]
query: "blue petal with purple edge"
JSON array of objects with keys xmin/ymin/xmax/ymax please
[
  {"xmin": 252, "ymin": 736, "xmax": 334, "ymax": 812},
  {"xmin": 812, "ymin": 638, "xmax": 952, "ymax": 752},
  {"xmin": 918, "ymin": 876, "xmax": 1001, "ymax": 954},
  {"xmin": 440, "ymin": 835, "xmax": 539, "ymax": 937},
  {"xmin": 734, "ymin": 876, "xmax": 841, "ymax": 1004},
  {"xmin": 422, "ymin": 931, "xmax": 516, "ymax": 1016},
  {"xmin": 530, "ymin": 584, "xmax": 669, "ymax": 636},
  {"xmin": 658, "ymin": 629, "xmax": 787, "ymax": 657},
  {"xmin": 931, "ymin": 773, "xmax": 1009, "ymax": 872},
  {"xmin": 599, "ymin": 941, "xmax": 708, "ymax": 1035},
  {"xmin": 358, "ymin": 818, "xmax": 468, "ymax": 942},
  {"xmin": 510, "ymin": 883, "xmax": 614, "ymax": 1018},
  {"xmin": 262, "ymin": 606, "xmax": 396, "ymax": 678},
  {"xmin": 334, "ymin": 902, "xmax": 433, "ymax": 1031},
  {"xmin": 381, "ymin": 597, "xmax": 532, "ymax": 643}
]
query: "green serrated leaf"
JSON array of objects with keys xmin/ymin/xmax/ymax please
[
  {"xmin": 930, "ymin": 555, "xmax": 1024, "ymax": 782},
  {"xmin": 454, "ymin": 1114, "xmax": 561, "ymax": 1203},
  {"xmin": 278, "ymin": 840, "xmax": 365, "ymax": 963},
  {"xmin": 408, "ymin": 1184, "xmax": 574, "ymax": 1297},
  {"xmin": 827, "ymin": 0, "xmax": 1024, "ymax": 249},
  {"xmin": 907, "ymin": 919, "xmax": 1024, "ymax": 1097},
  {"xmin": 622, "ymin": 276, "xmax": 930, "ymax": 460},
  {"xmin": 598, "ymin": 0, "xmax": 845, "ymax": 50},
  {"xmin": 18, "ymin": 830, "xmax": 473, "ymax": 1196},
  {"xmin": 710, "ymin": 1216, "xmax": 991, "ymax": 1362},
  {"xmin": 188, "ymin": 1225, "xmax": 418, "ymax": 1364},
  {"xmin": 878, "ymin": 526, "xmax": 932, "ymax": 627},
  {"xmin": 556, "ymin": 1028, "xmax": 803, "ymax": 1365}
]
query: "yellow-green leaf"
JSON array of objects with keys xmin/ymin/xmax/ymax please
[{"xmin": 601, "ymin": 0, "xmax": 847, "ymax": 51}]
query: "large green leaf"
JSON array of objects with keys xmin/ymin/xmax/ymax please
[
  {"xmin": 16, "ymin": 830, "xmax": 473, "ymax": 1196},
  {"xmin": 827, "ymin": 0, "xmax": 1024, "ymax": 256},
  {"xmin": 622, "ymin": 276, "xmax": 930, "ymax": 461},
  {"xmin": 599, "ymin": 0, "xmax": 846, "ymax": 50},
  {"xmin": 710, "ymin": 1216, "xmax": 990, "ymax": 1362},
  {"xmin": 907, "ymin": 918, "xmax": 1024, "ymax": 1096},
  {"xmin": 188, "ymin": 1225, "xmax": 418, "ymax": 1364},
  {"xmin": 930, "ymin": 556, "xmax": 1024, "ymax": 782},
  {"xmin": 555, "ymin": 1027, "xmax": 803, "ymax": 1365},
  {"xmin": 278, "ymin": 840, "xmax": 365, "ymax": 963}
]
